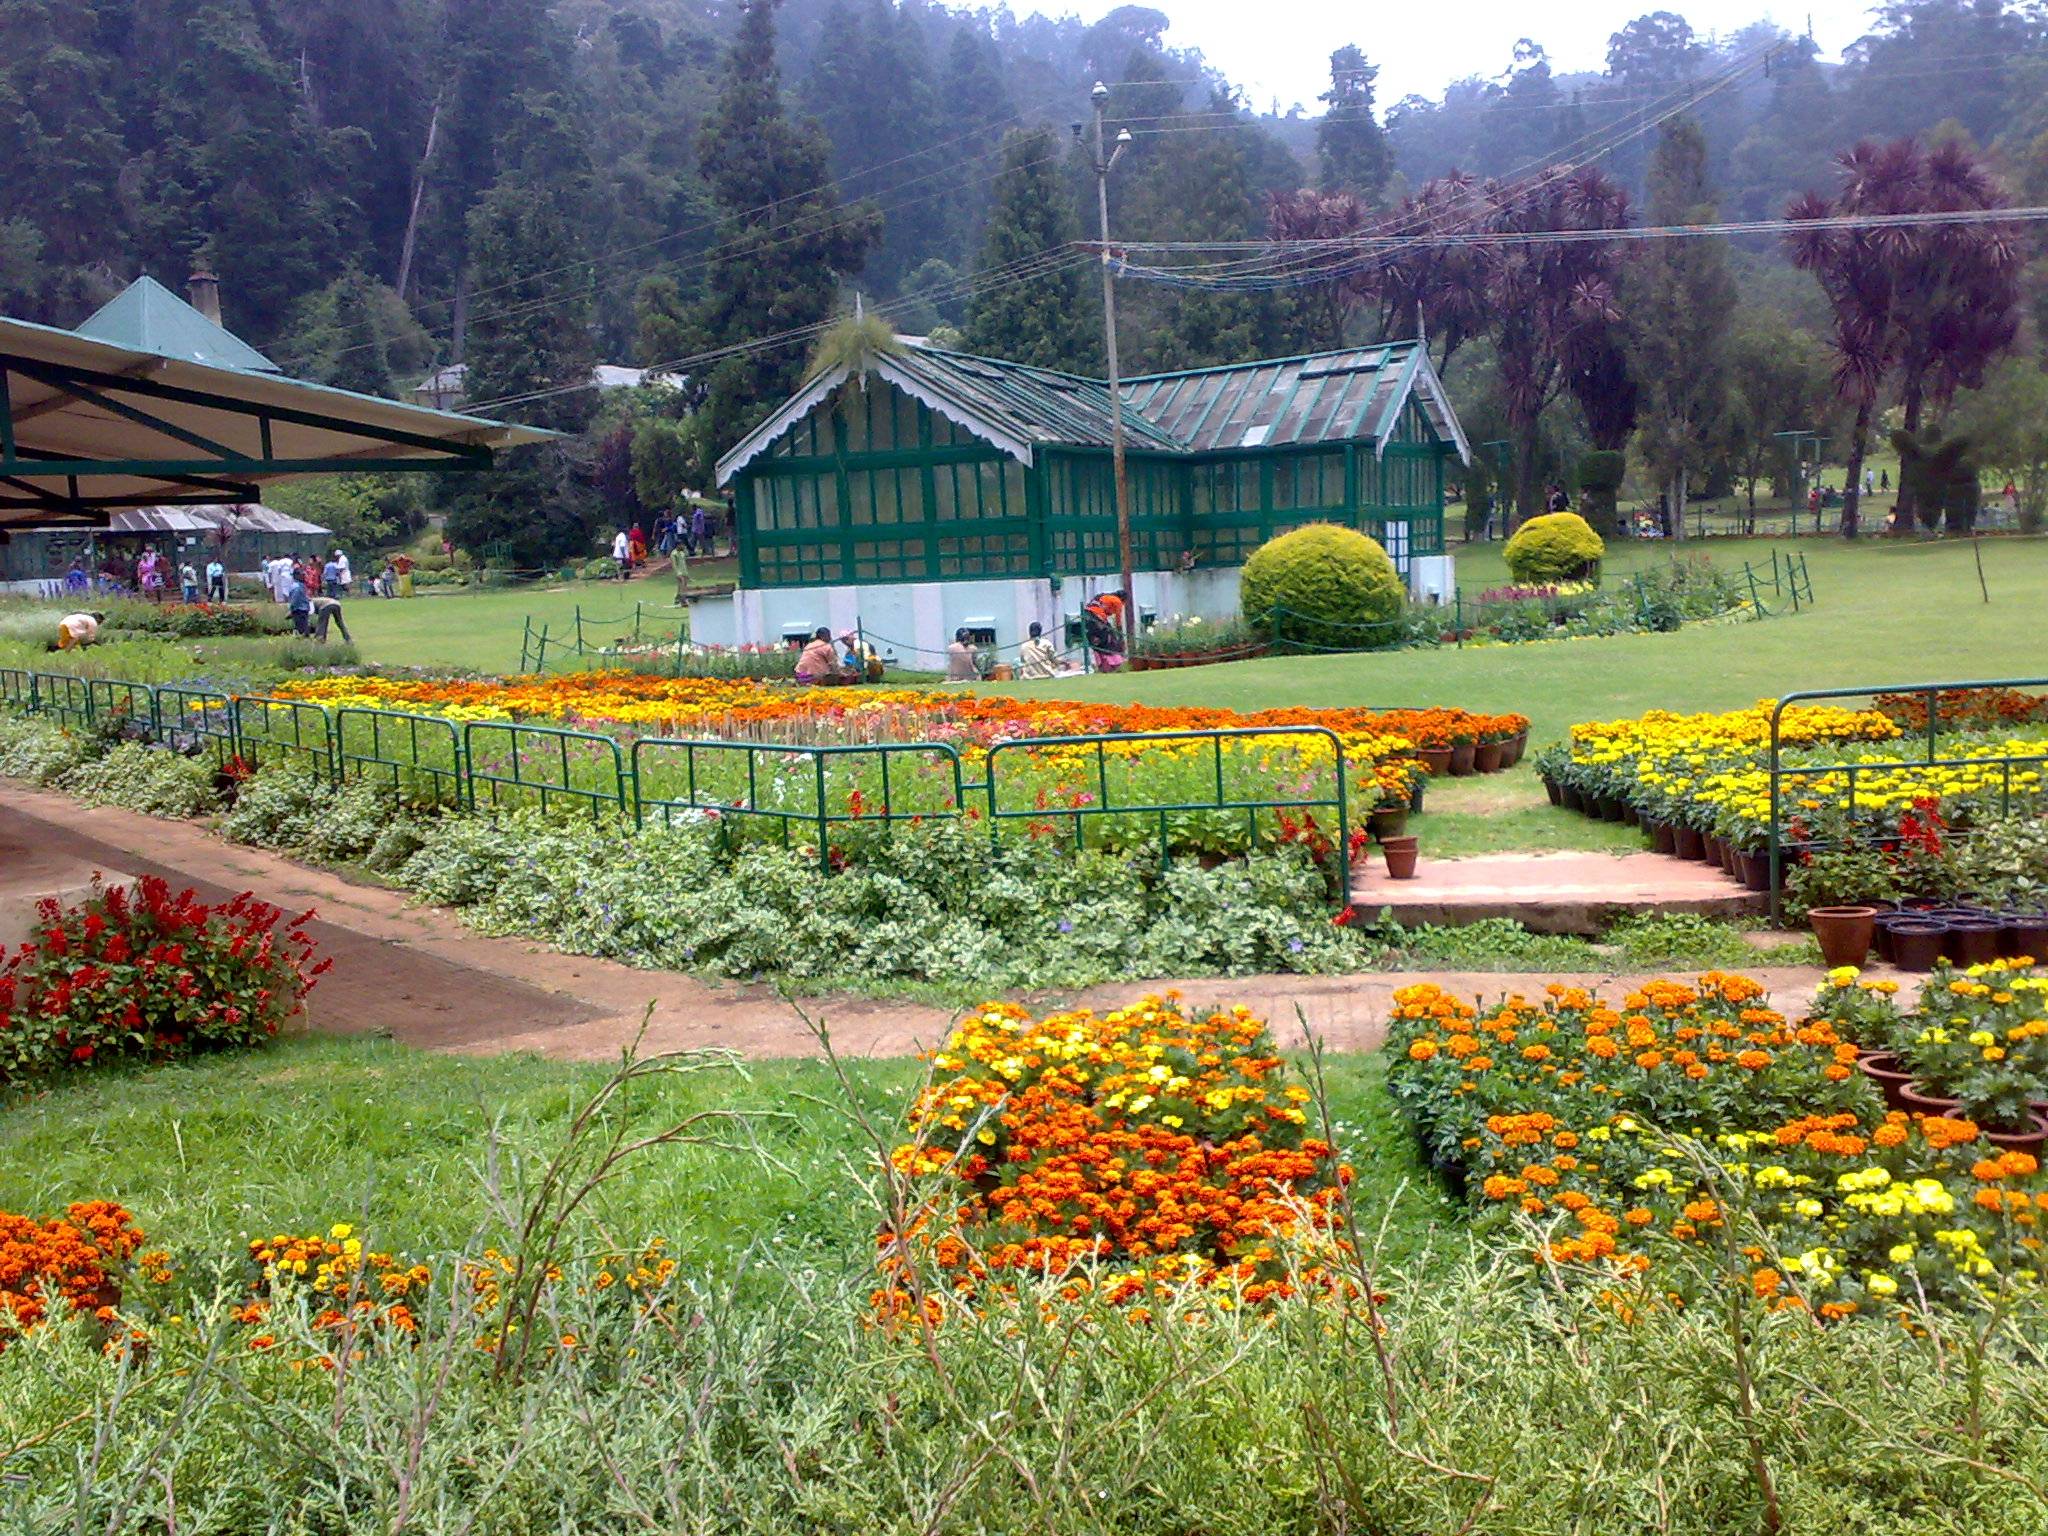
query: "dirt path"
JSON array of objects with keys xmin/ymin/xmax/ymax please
[{"xmin": 0, "ymin": 782, "xmax": 1863, "ymax": 1063}]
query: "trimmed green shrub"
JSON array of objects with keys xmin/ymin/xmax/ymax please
[
  {"xmin": 1238, "ymin": 523, "xmax": 1406, "ymax": 650},
  {"xmin": 1504, "ymin": 511, "xmax": 1605, "ymax": 584}
]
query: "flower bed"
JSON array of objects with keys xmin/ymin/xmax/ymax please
[
  {"xmin": 1536, "ymin": 699, "xmax": 2048, "ymax": 908},
  {"xmin": 1, "ymin": 876, "xmax": 328, "ymax": 1084},
  {"xmin": 881, "ymin": 996, "xmax": 1351, "ymax": 1317},
  {"xmin": 1385, "ymin": 968, "xmax": 2048, "ymax": 1314},
  {"xmin": 0, "ymin": 1201, "xmax": 149, "ymax": 1347}
]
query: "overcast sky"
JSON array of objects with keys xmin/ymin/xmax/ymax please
[{"xmin": 1067, "ymin": 1, "xmax": 1882, "ymax": 113}]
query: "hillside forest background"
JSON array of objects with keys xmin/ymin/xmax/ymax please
[{"xmin": 8, "ymin": 0, "xmax": 2048, "ymax": 562}]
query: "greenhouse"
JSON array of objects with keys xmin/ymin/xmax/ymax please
[{"xmin": 699, "ymin": 339, "xmax": 1467, "ymax": 655}]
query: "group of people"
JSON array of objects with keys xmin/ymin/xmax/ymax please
[
  {"xmin": 261, "ymin": 549, "xmax": 381, "ymax": 642},
  {"xmin": 655, "ymin": 506, "xmax": 711, "ymax": 560},
  {"xmin": 794, "ymin": 627, "xmax": 883, "ymax": 684},
  {"xmin": 611, "ymin": 506, "xmax": 718, "ymax": 581}
]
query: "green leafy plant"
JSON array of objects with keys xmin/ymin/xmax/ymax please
[
  {"xmin": 1238, "ymin": 523, "xmax": 1406, "ymax": 651},
  {"xmin": 1503, "ymin": 511, "xmax": 1605, "ymax": 585}
]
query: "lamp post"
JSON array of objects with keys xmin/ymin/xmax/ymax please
[{"xmin": 1087, "ymin": 82, "xmax": 1136, "ymax": 654}]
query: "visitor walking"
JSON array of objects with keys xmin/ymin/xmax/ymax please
[
  {"xmin": 654, "ymin": 514, "xmax": 675, "ymax": 557},
  {"xmin": 1880, "ymin": 469, "xmax": 1890, "ymax": 493},
  {"xmin": 139, "ymin": 548, "xmax": 165, "ymax": 602},
  {"xmin": 63, "ymin": 560, "xmax": 88, "ymax": 596},
  {"xmin": 334, "ymin": 549, "xmax": 353, "ymax": 596},
  {"xmin": 690, "ymin": 504, "xmax": 708, "ymax": 558},
  {"xmin": 611, "ymin": 528, "xmax": 630, "ymax": 578},
  {"xmin": 1018, "ymin": 621, "xmax": 1058, "ymax": 679},
  {"xmin": 179, "ymin": 558, "xmax": 199, "ymax": 603},
  {"xmin": 1544, "ymin": 483, "xmax": 1570, "ymax": 514},
  {"xmin": 1865, "ymin": 468, "xmax": 1876, "ymax": 497},
  {"xmin": 205, "ymin": 556, "xmax": 226, "ymax": 602}
]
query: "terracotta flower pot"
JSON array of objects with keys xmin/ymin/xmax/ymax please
[
  {"xmin": 1560, "ymin": 784, "xmax": 1585, "ymax": 813},
  {"xmin": 1448, "ymin": 742, "xmax": 1477, "ymax": 776},
  {"xmin": 1649, "ymin": 821, "xmax": 1677, "ymax": 856},
  {"xmin": 1602, "ymin": 797, "xmax": 1629, "ymax": 824},
  {"xmin": 1369, "ymin": 806, "xmax": 1410, "ymax": 842},
  {"xmin": 1672, "ymin": 825, "xmax": 1704, "ymax": 861},
  {"xmin": 1889, "ymin": 920, "xmax": 1947, "ymax": 972},
  {"xmin": 2001, "ymin": 913, "xmax": 2048, "ymax": 961},
  {"xmin": 1949, "ymin": 919, "xmax": 2003, "ymax": 967},
  {"xmin": 1419, "ymin": 746, "xmax": 1453, "ymax": 776},
  {"xmin": 1809, "ymin": 905, "xmax": 1878, "ymax": 970},
  {"xmin": 1380, "ymin": 835, "xmax": 1420, "ymax": 880},
  {"xmin": 1985, "ymin": 1111, "xmax": 2048, "ymax": 1161},
  {"xmin": 1901, "ymin": 1081, "xmax": 1965, "ymax": 1119},
  {"xmin": 1505, "ymin": 732, "xmax": 1528, "ymax": 766},
  {"xmin": 1719, "ymin": 838, "xmax": 1740, "ymax": 876},
  {"xmin": 1737, "ymin": 850, "xmax": 1772, "ymax": 892},
  {"xmin": 1856, "ymin": 1051, "xmax": 1916, "ymax": 1112},
  {"xmin": 1474, "ymin": 739, "xmax": 1505, "ymax": 773},
  {"xmin": 1542, "ymin": 776, "xmax": 1563, "ymax": 807}
]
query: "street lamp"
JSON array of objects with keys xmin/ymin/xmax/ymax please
[{"xmin": 1088, "ymin": 81, "xmax": 1137, "ymax": 655}]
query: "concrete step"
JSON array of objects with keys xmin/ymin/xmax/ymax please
[{"xmin": 1351, "ymin": 849, "xmax": 1763, "ymax": 935}]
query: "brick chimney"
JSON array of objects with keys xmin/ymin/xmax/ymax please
[{"xmin": 187, "ymin": 265, "xmax": 222, "ymax": 325}]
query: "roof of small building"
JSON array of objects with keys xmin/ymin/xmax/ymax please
[
  {"xmin": 73, "ymin": 276, "xmax": 283, "ymax": 374},
  {"xmin": 8, "ymin": 502, "xmax": 331, "ymax": 537},
  {"xmin": 717, "ymin": 338, "xmax": 1468, "ymax": 485}
]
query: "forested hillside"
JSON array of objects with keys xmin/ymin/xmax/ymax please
[{"xmin": 6, "ymin": 0, "xmax": 2046, "ymax": 560}]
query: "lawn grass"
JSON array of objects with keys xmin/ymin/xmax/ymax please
[
  {"xmin": 341, "ymin": 579, "xmax": 691, "ymax": 673},
  {"xmin": 0, "ymin": 1034, "xmax": 1454, "ymax": 1267},
  {"xmin": 988, "ymin": 533, "xmax": 2048, "ymax": 746}
]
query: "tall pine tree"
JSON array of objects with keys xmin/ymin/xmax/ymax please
[
  {"xmin": 677, "ymin": 0, "xmax": 878, "ymax": 457},
  {"xmin": 1317, "ymin": 45, "xmax": 1391, "ymax": 203},
  {"xmin": 1625, "ymin": 116, "xmax": 1736, "ymax": 538},
  {"xmin": 964, "ymin": 126, "xmax": 1094, "ymax": 370}
]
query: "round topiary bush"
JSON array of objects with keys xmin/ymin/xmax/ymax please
[
  {"xmin": 1504, "ymin": 512, "xmax": 1605, "ymax": 585},
  {"xmin": 1238, "ymin": 523, "xmax": 1406, "ymax": 650}
]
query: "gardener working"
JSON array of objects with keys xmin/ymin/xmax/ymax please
[
  {"xmin": 51, "ymin": 611, "xmax": 105, "ymax": 651},
  {"xmin": 794, "ymin": 626, "xmax": 840, "ymax": 684}
]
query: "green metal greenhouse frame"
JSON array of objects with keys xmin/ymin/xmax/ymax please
[{"xmin": 719, "ymin": 340, "xmax": 1464, "ymax": 590}]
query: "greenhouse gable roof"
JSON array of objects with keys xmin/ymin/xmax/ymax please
[{"xmin": 717, "ymin": 338, "xmax": 1467, "ymax": 485}]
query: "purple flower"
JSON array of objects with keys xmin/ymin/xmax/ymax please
[
  {"xmin": 1057, "ymin": 919, "xmax": 1074, "ymax": 934},
  {"xmin": 1288, "ymin": 938, "xmax": 1305, "ymax": 953}
]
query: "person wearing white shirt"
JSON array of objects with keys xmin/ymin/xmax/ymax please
[{"xmin": 611, "ymin": 528, "xmax": 630, "ymax": 578}]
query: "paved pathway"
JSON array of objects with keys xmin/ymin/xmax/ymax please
[{"xmin": 0, "ymin": 783, "xmax": 1865, "ymax": 1063}]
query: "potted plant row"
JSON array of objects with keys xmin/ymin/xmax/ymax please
[{"xmin": 1848, "ymin": 962, "xmax": 2048, "ymax": 1157}]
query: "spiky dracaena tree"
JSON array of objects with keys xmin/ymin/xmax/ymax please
[
  {"xmin": 1481, "ymin": 166, "xmax": 1632, "ymax": 525},
  {"xmin": 1786, "ymin": 137, "xmax": 2021, "ymax": 537}
]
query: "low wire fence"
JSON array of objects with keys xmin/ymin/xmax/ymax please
[{"xmin": 0, "ymin": 671, "xmax": 1374, "ymax": 893}]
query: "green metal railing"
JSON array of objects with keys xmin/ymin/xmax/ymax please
[
  {"xmin": 85, "ymin": 677, "xmax": 158, "ymax": 731},
  {"xmin": 984, "ymin": 726, "xmax": 1353, "ymax": 889},
  {"xmin": 462, "ymin": 720, "xmax": 630, "ymax": 819},
  {"xmin": 0, "ymin": 672, "xmax": 1370, "ymax": 899},
  {"xmin": 1765, "ymin": 676, "xmax": 2048, "ymax": 921},
  {"xmin": 0, "ymin": 668, "xmax": 36, "ymax": 713},
  {"xmin": 632, "ymin": 737, "xmax": 968, "ymax": 871},
  {"xmin": 232, "ymin": 696, "xmax": 337, "ymax": 776},
  {"xmin": 335, "ymin": 707, "xmax": 467, "ymax": 805},
  {"xmin": 157, "ymin": 685, "xmax": 237, "ymax": 765},
  {"xmin": 37, "ymin": 673, "xmax": 94, "ymax": 728}
]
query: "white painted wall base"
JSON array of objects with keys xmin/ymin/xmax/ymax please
[{"xmin": 688, "ymin": 553, "xmax": 1458, "ymax": 661}]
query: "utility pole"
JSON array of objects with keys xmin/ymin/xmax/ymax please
[{"xmin": 1088, "ymin": 82, "xmax": 1137, "ymax": 655}]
